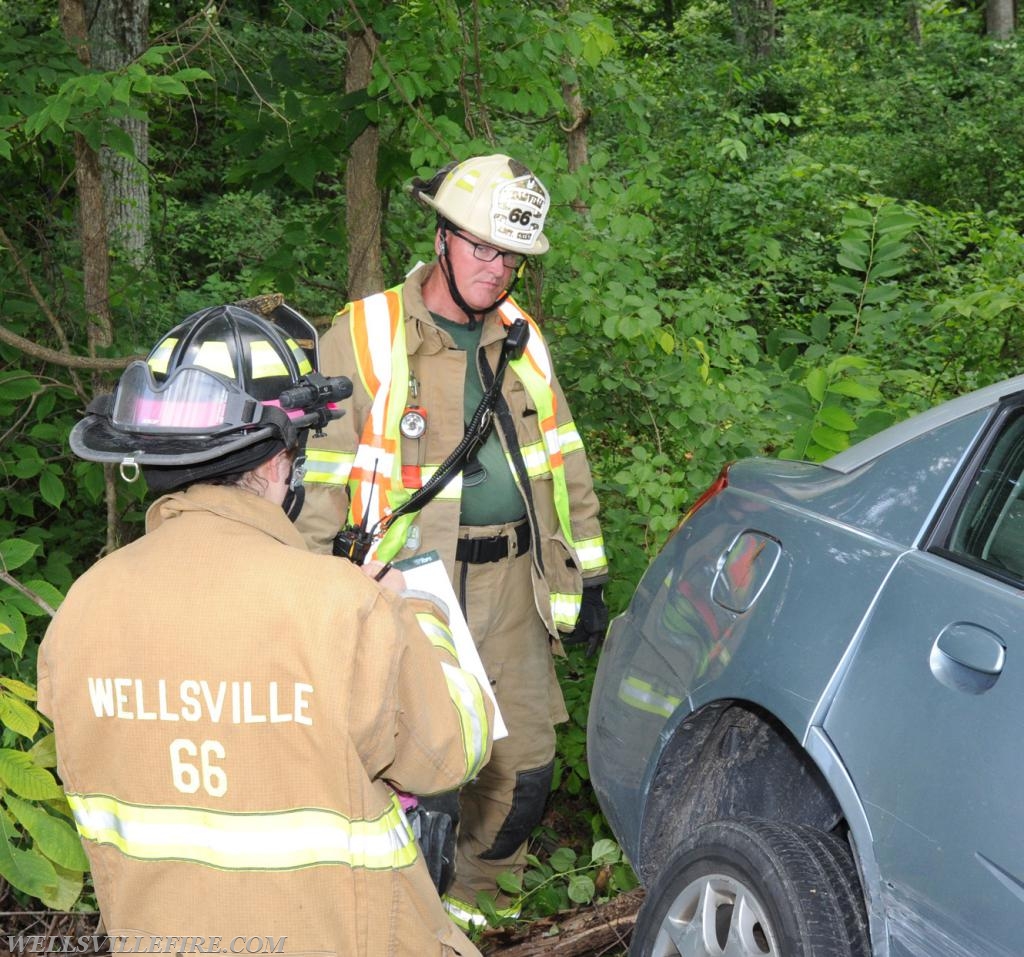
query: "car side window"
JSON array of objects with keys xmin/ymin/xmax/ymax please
[{"xmin": 944, "ymin": 408, "xmax": 1024, "ymax": 581}]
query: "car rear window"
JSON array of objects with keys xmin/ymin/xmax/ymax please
[{"xmin": 943, "ymin": 407, "xmax": 1024, "ymax": 583}]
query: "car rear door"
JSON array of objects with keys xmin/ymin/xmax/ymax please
[{"xmin": 823, "ymin": 402, "xmax": 1024, "ymax": 957}]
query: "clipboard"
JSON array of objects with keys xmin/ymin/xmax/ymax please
[{"xmin": 395, "ymin": 550, "xmax": 508, "ymax": 739}]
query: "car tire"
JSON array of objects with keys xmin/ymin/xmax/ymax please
[
  {"xmin": 792, "ymin": 823, "xmax": 871, "ymax": 956},
  {"xmin": 630, "ymin": 817, "xmax": 869, "ymax": 957}
]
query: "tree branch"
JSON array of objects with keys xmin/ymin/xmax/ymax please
[
  {"xmin": 0, "ymin": 571, "xmax": 58, "ymax": 618},
  {"xmin": 0, "ymin": 225, "xmax": 94, "ymax": 399},
  {"xmin": 0, "ymin": 320, "xmax": 142, "ymax": 372}
]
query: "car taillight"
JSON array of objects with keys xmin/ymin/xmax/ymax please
[{"xmin": 677, "ymin": 463, "xmax": 731, "ymax": 529}]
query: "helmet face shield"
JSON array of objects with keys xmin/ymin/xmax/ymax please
[
  {"xmin": 112, "ymin": 362, "xmax": 260, "ymax": 435},
  {"xmin": 68, "ymin": 303, "xmax": 350, "ymax": 480}
]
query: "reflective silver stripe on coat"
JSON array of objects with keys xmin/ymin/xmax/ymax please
[
  {"xmin": 440, "ymin": 662, "xmax": 489, "ymax": 780},
  {"xmin": 67, "ymin": 792, "xmax": 418, "ymax": 871}
]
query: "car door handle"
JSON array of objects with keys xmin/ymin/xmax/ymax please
[{"xmin": 930, "ymin": 623, "xmax": 1005, "ymax": 694}]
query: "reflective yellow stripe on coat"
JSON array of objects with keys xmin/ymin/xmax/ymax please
[
  {"xmin": 67, "ymin": 791, "xmax": 418, "ymax": 872},
  {"xmin": 310, "ymin": 286, "xmax": 607, "ymax": 610},
  {"xmin": 416, "ymin": 608, "xmax": 491, "ymax": 778}
]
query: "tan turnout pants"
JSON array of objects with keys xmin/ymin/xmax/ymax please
[{"xmin": 447, "ymin": 520, "xmax": 569, "ymax": 911}]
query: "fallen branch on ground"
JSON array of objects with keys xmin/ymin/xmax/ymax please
[{"xmin": 480, "ymin": 887, "xmax": 644, "ymax": 956}]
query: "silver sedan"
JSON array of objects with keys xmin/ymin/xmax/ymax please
[{"xmin": 589, "ymin": 373, "xmax": 1024, "ymax": 957}]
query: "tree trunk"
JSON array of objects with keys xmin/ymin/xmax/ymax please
[
  {"xmin": 986, "ymin": 0, "xmax": 1015, "ymax": 38},
  {"xmin": 345, "ymin": 25, "xmax": 384, "ymax": 300},
  {"xmin": 557, "ymin": 0, "xmax": 590, "ymax": 215},
  {"xmin": 85, "ymin": 0, "xmax": 151, "ymax": 268},
  {"xmin": 661, "ymin": 0, "xmax": 675, "ymax": 32},
  {"xmin": 730, "ymin": 0, "xmax": 776, "ymax": 59},
  {"xmin": 59, "ymin": 0, "xmax": 113, "ymax": 352},
  {"xmin": 61, "ymin": 0, "xmax": 124, "ymax": 556},
  {"xmin": 907, "ymin": 1, "xmax": 922, "ymax": 45}
]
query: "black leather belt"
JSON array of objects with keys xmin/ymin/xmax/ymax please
[{"xmin": 456, "ymin": 522, "xmax": 531, "ymax": 564}]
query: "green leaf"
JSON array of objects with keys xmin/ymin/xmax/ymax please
[
  {"xmin": 874, "ymin": 240, "xmax": 910, "ymax": 261},
  {"xmin": 567, "ymin": 873, "xmax": 596, "ymax": 904},
  {"xmin": 496, "ymin": 871, "xmax": 523, "ymax": 895},
  {"xmin": 817, "ymin": 406, "xmax": 857, "ymax": 431},
  {"xmin": 0, "ymin": 376, "xmax": 41, "ymax": 400},
  {"xmin": 533, "ymin": 885, "xmax": 563, "ymax": 915},
  {"xmin": 842, "ymin": 207, "xmax": 874, "ymax": 226},
  {"xmin": 0, "ymin": 605, "xmax": 28, "ymax": 655},
  {"xmin": 778, "ymin": 345, "xmax": 798, "ymax": 371},
  {"xmin": 170, "ymin": 67, "xmax": 213, "ymax": 84},
  {"xmin": 810, "ymin": 424, "xmax": 850, "ymax": 453},
  {"xmin": 611, "ymin": 863, "xmax": 639, "ymax": 892},
  {"xmin": 805, "ymin": 368, "xmax": 828, "ymax": 403},
  {"xmin": 550, "ymin": 847, "xmax": 577, "ymax": 873},
  {"xmin": 81, "ymin": 462, "xmax": 106, "ymax": 502},
  {"xmin": 29, "ymin": 734, "xmax": 58, "ymax": 769},
  {"xmin": 0, "ymin": 811, "xmax": 58, "ymax": 899},
  {"xmin": 4, "ymin": 795, "xmax": 89, "ymax": 870},
  {"xmin": 1, "ymin": 538, "xmax": 38, "ymax": 572},
  {"xmin": 0, "ymin": 749, "xmax": 64, "ymax": 799},
  {"xmin": 826, "ymin": 355, "xmax": 872, "ymax": 374},
  {"xmin": 836, "ymin": 253, "xmax": 866, "ymax": 273},
  {"xmin": 39, "ymin": 471, "xmax": 65, "ymax": 509},
  {"xmin": 37, "ymin": 861, "xmax": 84, "ymax": 911},
  {"xmin": 876, "ymin": 213, "xmax": 918, "ymax": 234},
  {"xmin": 104, "ymin": 125, "xmax": 136, "ymax": 158},
  {"xmin": 827, "ymin": 300, "xmax": 857, "ymax": 316},
  {"xmin": 0, "ymin": 694, "xmax": 40, "ymax": 739},
  {"xmin": 857, "ymin": 410, "xmax": 897, "ymax": 435},
  {"xmin": 828, "ymin": 379, "xmax": 882, "ymax": 401},
  {"xmin": 22, "ymin": 580, "xmax": 65, "ymax": 614},
  {"xmin": 0, "ymin": 676, "xmax": 37, "ymax": 700},
  {"xmin": 474, "ymin": 891, "xmax": 501, "ymax": 926},
  {"xmin": 862, "ymin": 285, "xmax": 901, "ymax": 305},
  {"xmin": 828, "ymin": 276, "xmax": 863, "ymax": 296},
  {"xmin": 868, "ymin": 262, "xmax": 905, "ymax": 281},
  {"xmin": 12, "ymin": 455, "xmax": 43, "ymax": 479},
  {"xmin": 839, "ymin": 237, "xmax": 868, "ymax": 257},
  {"xmin": 810, "ymin": 314, "xmax": 830, "ymax": 342},
  {"xmin": 591, "ymin": 838, "xmax": 620, "ymax": 865}
]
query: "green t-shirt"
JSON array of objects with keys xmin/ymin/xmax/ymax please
[{"xmin": 432, "ymin": 314, "xmax": 526, "ymax": 526}]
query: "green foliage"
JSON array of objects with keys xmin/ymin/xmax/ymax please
[
  {"xmin": 0, "ymin": 656, "xmax": 86, "ymax": 908},
  {"xmin": 475, "ymin": 837, "xmax": 638, "ymax": 927}
]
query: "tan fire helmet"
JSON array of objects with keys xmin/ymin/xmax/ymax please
[{"xmin": 412, "ymin": 154, "xmax": 551, "ymax": 255}]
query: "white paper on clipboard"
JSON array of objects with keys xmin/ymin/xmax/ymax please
[{"xmin": 395, "ymin": 550, "xmax": 508, "ymax": 739}]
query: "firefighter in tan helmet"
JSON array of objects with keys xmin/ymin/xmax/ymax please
[
  {"xmin": 296, "ymin": 154, "xmax": 609, "ymax": 927},
  {"xmin": 37, "ymin": 304, "xmax": 493, "ymax": 955}
]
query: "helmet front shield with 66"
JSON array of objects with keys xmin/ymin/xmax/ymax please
[{"xmin": 411, "ymin": 154, "xmax": 550, "ymax": 255}]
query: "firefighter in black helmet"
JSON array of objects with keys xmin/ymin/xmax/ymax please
[{"xmin": 38, "ymin": 304, "xmax": 494, "ymax": 955}]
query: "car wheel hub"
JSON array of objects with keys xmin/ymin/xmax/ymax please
[{"xmin": 651, "ymin": 872, "xmax": 778, "ymax": 957}]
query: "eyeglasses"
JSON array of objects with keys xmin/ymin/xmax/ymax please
[{"xmin": 449, "ymin": 229, "xmax": 526, "ymax": 270}]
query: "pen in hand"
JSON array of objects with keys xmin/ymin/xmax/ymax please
[{"xmin": 373, "ymin": 562, "xmax": 393, "ymax": 582}]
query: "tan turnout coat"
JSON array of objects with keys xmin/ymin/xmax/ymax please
[
  {"xmin": 297, "ymin": 262, "xmax": 608, "ymax": 638},
  {"xmin": 37, "ymin": 484, "xmax": 492, "ymax": 956}
]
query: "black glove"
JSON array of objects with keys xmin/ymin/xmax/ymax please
[{"xmin": 563, "ymin": 585, "xmax": 609, "ymax": 656}]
